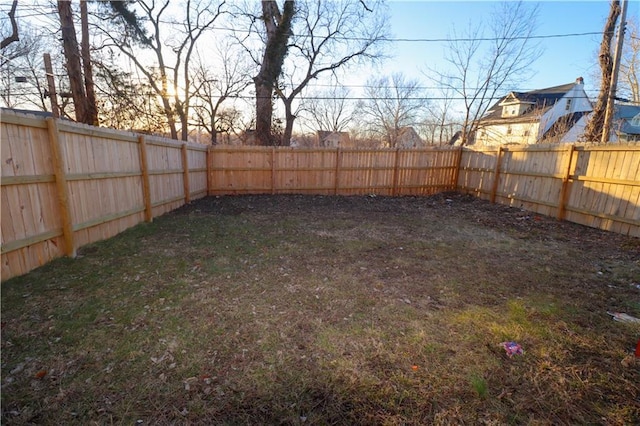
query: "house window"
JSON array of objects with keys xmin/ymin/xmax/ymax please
[
  {"xmin": 523, "ymin": 130, "xmax": 530, "ymax": 136},
  {"xmin": 565, "ymin": 98, "xmax": 572, "ymax": 111},
  {"xmin": 506, "ymin": 126, "xmax": 512, "ymax": 135}
]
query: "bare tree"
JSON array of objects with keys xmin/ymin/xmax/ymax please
[
  {"xmin": 582, "ymin": 0, "xmax": 621, "ymax": 142},
  {"xmin": 240, "ymin": 0, "xmax": 388, "ymax": 145},
  {"xmin": 0, "ymin": 27, "xmax": 50, "ymax": 111},
  {"xmin": 191, "ymin": 43, "xmax": 252, "ymax": 144},
  {"xmin": 357, "ymin": 73, "xmax": 427, "ymax": 148},
  {"xmin": 57, "ymin": 0, "xmax": 88, "ymax": 122},
  {"xmin": 80, "ymin": 0, "xmax": 98, "ymax": 125},
  {"xmin": 94, "ymin": 0, "xmax": 226, "ymax": 140},
  {"xmin": 433, "ymin": 1, "xmax": 542, "ymax": 145},
  {"xmin": 53, "ymin": 0, "xmax": 99, "ymax": 124},
  {"xmin": 274, "ymin": 0, "xmax": 389, "ymax": 145},
  {"xmin": 251, "ymin": 0, "xmax": 296, "ymax": 146},
  {"xmin": 1, "ymin": 0, "xmax": 19, "ymax": 49},
  {"xmin": 619, "ymin": 16, "xmax": 639, "ymax": 103},
  {"xmin": 1, "ymin": 1, "xmax": 25, "ymax": 70},
  {"xmin": 299, "ymin": 85, "xmax": 354, "ymax": 133},
  {"xmin": 91, "ymin": 57, "xmax": 166, "ymax": 133},
  {"xmin": 419, "ymin": 78, "xmax": 459, "ymax": 145}
]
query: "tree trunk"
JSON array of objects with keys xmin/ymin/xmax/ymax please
[
  {"xmin": 175, "ymin": 101, "xmax": 189, "ymax": 141},
  {"xmin": 255, "ymin": 79, "xmax": 276, "ymax": 145},
  {"xmin": 58, "ymin": 0, "xmax": 87, "ymax": 123},
  {"xmin": 282, "ymin": 98, "xmax": 295, "ymax": 146},
  {"xmin": 80, "ymin": 0, "xmax": 98, "ymax": 125},
  {"xmin": 164, "ymin": 101, "xmax": 178, "ymax": 139},
  {"xmin": 460, "ymin": 109, "xmax": 472, "ymax": 146},
  {"xmin": 254, "ymin": 1, "xmax": 295, "ymax": 146},
  {"xmin": 159, "ymin": 72, "xmax": 178, "ymax": 139},
  {"xmin": 582, "ymin": 0, "xmax": 621, "ymax": 142}
]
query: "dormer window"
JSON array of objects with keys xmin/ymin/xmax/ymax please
[
  {"xmin": 499, "ymin": 93, "xmax": 535, "ymax": 118},
  {"xmin": 503, "ymin": 104, "xmax": 520, "ymax": 117}
]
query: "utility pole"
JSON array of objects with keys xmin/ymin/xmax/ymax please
[
  {"xmin": 43, "ymin": 53, "xmax": 60, "ymax": 118},
  {"xmin": 601, "ymin": 0, "xmax": 628, "ymax": 144}
]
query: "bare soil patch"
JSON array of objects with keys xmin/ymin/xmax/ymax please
[{"xmin": 2, "ymin": 193, "xmax": 639, "ymax": 425}]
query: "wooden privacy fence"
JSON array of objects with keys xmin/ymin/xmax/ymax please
[
  {"xmin": 1, "ymin": 110, "xmax": 639, "ymax": 280},
  {"xmin": 208, "ymin": 146, "xmax": 459, "ymax": 196},
  {"xmin": 457, "ymin": 144, "xmax": 640, "ymax": 237},
  {"xmin": 1, "ymin": 111, "xmax": 208, "ymax": 280}
]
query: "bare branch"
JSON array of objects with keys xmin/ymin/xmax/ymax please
[
  {"xmin": 1, "ymin": 0, "xmax": 19, "ymax": 49},
  {"xmin": 433, "ymin": 1, "xmax": 542, "ymax": 145}
]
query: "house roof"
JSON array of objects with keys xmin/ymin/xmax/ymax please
[
  {"xmin": 479, "ymin": 82, "xmax": 578, "ymax": 123},
  {"xmin": 396, "ymin": 126, "xmax": 423, "ymax": 147},
  {"xmin": 541, "ymin": 111, "xmax": 591, "ymax": 142},
  {"xmin": 1, "ymin": 107, "xmax": 57, "ymax": 119},
  {"xmin": 615, "ymin": 104, "xmax": 640, "ymax": 120},
  {"xmin": 317, "ymin": 130, "xmax": 350, "ymax": 140},
  {"xmin": 616, "ymin": 104, "xmax": 640, "ymax": 135}
]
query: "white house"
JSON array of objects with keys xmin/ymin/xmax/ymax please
[
  {"xmin": 473, "ymin": 77, "xmax": 593, "ymax": 146},
  {"xmin": 562, "ymin": 103, "xmax": 640, "ymax": 143},
  {"xmin": 316, "ymin": 130, "xmax": 353, "ymax": 148},
  {"xmin": 396, "ymin": 127, "xmax": 424, "ymax": 148}
]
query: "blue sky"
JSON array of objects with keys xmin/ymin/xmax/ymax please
[{"xmin": 380, "ymin": 0, "xmax": 640, "ymax": 97}]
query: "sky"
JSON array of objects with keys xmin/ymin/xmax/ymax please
[
  {"xmin": 381, "ymin": 0, "xmax": 640, "ymax": 97},
  {"xmin": 2, "ymin": 0, "xmax": 638, "ymax": 128}
]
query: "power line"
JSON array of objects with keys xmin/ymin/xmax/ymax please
[
  {"xmin": 303, "ymin": 82, "xmax": 604, "ymax": 94},
  {"xmin": 380, "ymin": 31, "xmax": 609, "ymax": 43},
  {"xmin": 206, "ymin": 25, "xmax": 610, "ymax": 43},
  {"xmin": 1, "ymin": 90, "xmax": 599, "ymax": 102}
]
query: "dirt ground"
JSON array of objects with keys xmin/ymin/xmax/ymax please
[
  {"xmin": 2, "ymin": 193, "xmax": 639, "ymax": 425},
  {"xmin": 194, "ymin": 191, "xmax": 639, "ymax": 260},
  {"xmin": 183, "ymin": 192, "xmax": 640, "ymax": 334}
]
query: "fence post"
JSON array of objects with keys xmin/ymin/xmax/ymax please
[
  {"xmin": 46, "ymin": 117, "xmax": 75, "ymax": 257},
  {"xmin": 181, "ymin": 144, "xmax": 191, "ymax": 203},
  {"xmin": 392, "ymin": 148, "xmax": 401, "ymax": 196},
  {"xmin": 334, "ymin": 148, "xmax": 342, "ymax": 195},
  {"xmin": 452, "ymin": 146, "xmax": 463, "ymax": 192},
  {"xmin": 207, "ymin": 145, "xmax": 213, "ymax": 196},
  {"xmin": 271, "ymin": 147, "xmax": 276, "ymax": 195},
  {"xmin": 557, "ymin": 144, "xmax": 576, "ymax": 221},
  {"xmin": 490, "ymin": 147, "xmax": 505, "ymax": 203},
  {"xmin": 137, "ymin": 136, "xmax": 153, "ymax": 222}
]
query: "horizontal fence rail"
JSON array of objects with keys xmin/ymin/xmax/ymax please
[
  {"xmin": 1, "ymin": 110, "xmax": 639, "ymax": 280},
  {"xmin": 457, "ymin": 144, "xmax": 640, "ymax": 237},
  {"xmin": 208, "ymin": 146, "xmax": 460, "ymax": 196},
  {"xmin": 1, "ymin": 111, "xmax": 208, "ymax": 280}
]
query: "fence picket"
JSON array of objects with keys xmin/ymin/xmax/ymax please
[{"xmin": 1, "ymin": 110, "xmax": 638, "ymax": 281}]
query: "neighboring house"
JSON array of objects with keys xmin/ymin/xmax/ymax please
[
  {"xmin": 562, "ymin": 103, "xmax": 640, "ymax": 143},
  {"xmin": 395, "ymin": 126, "xmax": 424, "ymax": 148},
  {"xmin": 472, "ymin": 77, "xmax": 592, "ymax": 146},
  {"xmin": 1, "ymin": 107, "xmax": 58, "ymax": 119},
  {"xmin": 316, "ymin": 130, "xmax": 352, "ymax": 148}
]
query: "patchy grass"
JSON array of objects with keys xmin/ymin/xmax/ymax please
[{"xmin": 2, "ymin": 193, "xmax": 639, "ymax": 425}]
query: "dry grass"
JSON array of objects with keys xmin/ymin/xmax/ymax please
[{"xmin": 2, "ymin": 193, "xmax": 639, "ymax": 425}]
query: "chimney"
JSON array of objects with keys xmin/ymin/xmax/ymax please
[{"xmin": 576, "ymin": 77, "xmax": 584, "ymax": 85}]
